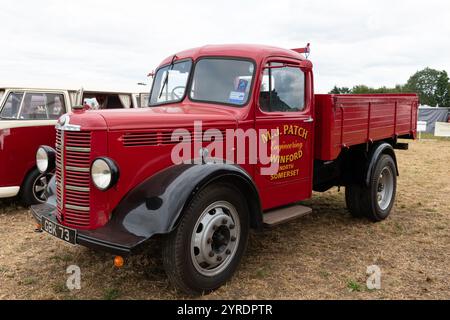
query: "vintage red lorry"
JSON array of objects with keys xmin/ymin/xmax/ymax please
[{"xmin": 31, "ymin": 44, "xmax": 419, "ymax": 294}]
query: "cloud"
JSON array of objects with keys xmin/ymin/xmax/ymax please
[{"xmin": 0, "ymin": 0, "xmax": 449, "ymax": 93}]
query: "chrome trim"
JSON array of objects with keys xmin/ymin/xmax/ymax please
[
  {"xmin": 66, "ymin": 146, "xmax": 91, "ymax": 152},
  {"xmin": 56, "ymin": 115, "xmax": 81, "ymax": 131},
  {"xmin": 58, "ymin": 129, "xmax": 65, "ymax": 210},
  {"xmin": 55, "ymin": 123, "xmax": 81, "ymax": 131},
  {"xmin": 66, "ymin": 204, "xmax": 90, "ymax": 212},
  {"xmin": 66, "ymin": 166, "xmax": 90, "ymax": 173},
  {"xmin": 66, "ymin": 185, "xmax": 89, "ymax": 192}
]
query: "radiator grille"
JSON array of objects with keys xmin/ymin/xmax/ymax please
[{"xmin": 56, "ymin": 129, "xmax": 92, "ymax": 228}]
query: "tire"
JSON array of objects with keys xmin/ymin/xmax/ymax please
[
  {"xmin": 162, "ymin": 183, "xmax": 249, "ymax": 295},
  {"xmin": 360, "ymin": 154, "xmax": 397, "ymax": 222},
  {"xmin": 20, "ymin": 168, "xmax": 53, "ymax": 206},
  {"xmin": 345, "ymin": 183, "xmax": 364, "ymax": 218}
]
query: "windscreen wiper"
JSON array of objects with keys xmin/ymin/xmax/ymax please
[{"xmin": 158, "ymin": 55, "xmax": 178, "ymax": 99}]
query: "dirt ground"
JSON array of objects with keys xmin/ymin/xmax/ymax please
[{"xmin": 0, "ymin": 138, "xmax": 449, "ymax": 300}]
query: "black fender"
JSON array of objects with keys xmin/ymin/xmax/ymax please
[
  {"xmin": 37, "ymin": 163, "xmax": 262, "ymax": 256},
  {"xmin": 365, "ymin": 142, "xmax": 399, "ymax": 187},
  {"xmin": 111, "ymin": 163, "xmax": 263, "ymax": 241}
]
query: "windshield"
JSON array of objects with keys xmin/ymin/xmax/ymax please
[
  {"xmin": 149, "ymin": 60, "xmax": 192, "ymax": 106},
  {"xmin": 190, "ymin": 58, "xmax": 255, "ymax": 106}
]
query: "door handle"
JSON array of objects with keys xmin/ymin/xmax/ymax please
[{"xmin": 303, "ymin": 117, "xmax": 314, "ymax": 123}]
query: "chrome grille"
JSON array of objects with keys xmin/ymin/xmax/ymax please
[
  {"xmin": 56, "ymin": 129, "xmax": 92, "ymax": 228},
  {"xmin": 55, "ymin": 129, "xmax": 64, "ymax": 220}
]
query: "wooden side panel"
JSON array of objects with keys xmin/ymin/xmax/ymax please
[{"xmin": 314, "ymin": 94, "xmax": 419, "ymax": 161}]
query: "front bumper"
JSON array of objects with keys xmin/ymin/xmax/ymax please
[{"xmin": 31, "ymin": 203, "xmax": 148, "ymax": 256}]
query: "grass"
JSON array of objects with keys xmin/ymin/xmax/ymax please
[
  {"xmin": 419, "ymin": 132, "xmax": 450, "ymax": 141},
  {"xmin": 103, "ymin": 288, "xmax": 121, "ymax": 300},
  {"xmin": 0, "ymin": 139, "xmax": 449, "ymax": 299},
  {"xmin": 347, "ymin": 280, "xmax": 363, "ymax": 292},
  {"xmin": 50, "ymin": 254, "xmax": 74, "ymax": 263},
  {"xmin": 21, "ymin": 277, "xmax": 38, "ymax": 286},
  {"xmin": 53, "ymin": 282, "xmax": 70, "ymax": 294}
]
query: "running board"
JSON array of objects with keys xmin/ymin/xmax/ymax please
[{"xmin": 263, "ymin": 204, "xmax": 312, "ymax": 227}]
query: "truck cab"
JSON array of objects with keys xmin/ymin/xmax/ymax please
[
  {"xmin": 31, "ymin": 44, "xmax": 418, "ymax": 295},
  {"xmin": 0, "ymin": 87, "xmax": 140, "ymax": 205}
]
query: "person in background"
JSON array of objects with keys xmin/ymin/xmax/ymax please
[{"xmin": 95, "ymin": 94, "xmax": 108, "ymax": 109}]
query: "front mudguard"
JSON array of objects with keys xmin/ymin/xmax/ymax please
[
  {"xmin": 33, "ymin": 163, "xmax": 262, "ymax": 256},
  {"xmin": 111, "ymin": 163, "xmax": 262, "ymax": 240}
]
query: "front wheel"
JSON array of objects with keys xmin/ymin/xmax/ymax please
[
  {"xmin": 20, "ymin": 169, "xmax": 53, "ymax": 206},
  {"xmin": 162, "ymin": 183, "xmax": 249, "ymax": 295}
]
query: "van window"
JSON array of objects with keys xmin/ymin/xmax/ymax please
[
  {"xmin": 18, "ymin": 93, "xmax": 66, "ymax": 120},
  {"xmin": 259, "ymin": 63, "xmax": 305, "ymax": 112},
  {"xmin": 0, "ymin": 92, "xmax": 24, "ymax": 119}
]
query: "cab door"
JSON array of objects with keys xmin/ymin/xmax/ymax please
[{"xmin": 255, "ymin": 58, "xmax": 314, "ymax": 210}]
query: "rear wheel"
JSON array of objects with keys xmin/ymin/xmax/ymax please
[
  {"xmin": 346, "ymin": 154, "xmax": 397, "ymax": 222},
  {"xmin": 20, "ymin": 168, "xmax": 53, "ymax": 206},
  {"xmin": 162, "ymin": 183, "xmax": 249, "ymax": 295},
  {"xmin": 363, "ymin": 154, "xmax": 397, "ymax": 222},
  {"xmin": 345, "ymin": 183, "xmax": 364, "ymax": 217}
]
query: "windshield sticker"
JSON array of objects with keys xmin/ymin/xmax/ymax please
[
  {"xmin": 236, "ymin": 79, "xmax": 249, "ymax": 92},
  {"xmin": 229, "ymin": 91, "xmax": 246, "ymax": 104}
]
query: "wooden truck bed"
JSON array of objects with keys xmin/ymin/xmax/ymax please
[{"xmin": 314, "ymin": 94, "xmax": 419, "ymax": 161}]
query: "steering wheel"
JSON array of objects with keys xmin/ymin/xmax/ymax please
[{"xmin": 171, "ymin": 86, "xmax": 186, "ymax": 100}]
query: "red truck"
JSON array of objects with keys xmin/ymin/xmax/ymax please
[{"xmin": 31, "ymin": 44, "xmax": 418, "ymax": 295}]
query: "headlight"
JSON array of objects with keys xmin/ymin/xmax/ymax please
[
  {"xmin": 91, "ymin": 158, "xmax": 119, "ymax": 191},
  {"xmin": 36, "ymin": 146, "xmax": 56, "ymax": 173}
]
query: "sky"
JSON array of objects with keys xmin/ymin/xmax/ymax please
[{"xmin": 0, "ymin": 0, "xmax": 449, "ymax": 93}]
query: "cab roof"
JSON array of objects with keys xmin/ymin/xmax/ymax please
[{"xmin": 159, "ymin": 44, "xmax": 308, "ymax": 66}]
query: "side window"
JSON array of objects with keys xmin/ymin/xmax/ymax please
[
  {"xmin": 18, "ymin": 93, "xmax": 66, "ymax": 120},
  {"xmin": 47, "ymin": 94, "xmax": 66, "ymax": 119},
  {"xmin": 0, "ymin": 92, "xmax": 24, "ymax": 119},
  {"xmin": 259, "ymin": 63, "xmax": 305, "ymax": 112}
]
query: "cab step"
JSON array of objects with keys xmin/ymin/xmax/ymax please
[{"xmin": 263, "ymin": 204, "xmax": 312, "ymax": 227}]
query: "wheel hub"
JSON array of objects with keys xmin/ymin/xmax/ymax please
[
  {"xmin": 376, "ymin": 167, "xmax": 394, "ymax": 211},
  {"xmin": 33, "ymin": 174, "xmax": 51, "ymax": 202},
  {"xmin": 191, "ymin": 201, "xmax": 240, "ymax": 277}
]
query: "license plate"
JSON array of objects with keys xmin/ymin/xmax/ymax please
[{"xmin": 41, "ymin": 217, "xmax": 77, "ymax": 245}]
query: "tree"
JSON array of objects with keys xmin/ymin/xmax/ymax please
[
  {"xmin": 329, "ymin": 84, "xmax": 405, "ymax": 94},
  {"xmin": 435, "ymin": 71, "xmax": 450, "ymax": 107},
  {"xmin": 404, "ymin": 67, "xmax": 450, "ymax": 107},
  {"xmin": 329, "ymin": 67, "xmax": 450, "ymax": 107},
  {"xmin": 330, "ymin": 86, "xmax": 351, "ymax": 94}
]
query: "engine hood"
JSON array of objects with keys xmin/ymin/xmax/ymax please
[
  {"xmin": 63, "ymin": 110, "xmax": 108, "ymax": 131},
  {"xmin": 86, "ymin": 103, "xmax": 240, "ymax": 131}
]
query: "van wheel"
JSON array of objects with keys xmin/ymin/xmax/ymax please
[
  {"xmin": 20, "ymin": 169, "xmax": 53, "ymax": 206},
  {"xmin": 162, "ymin": 183, "xmax": 249, "ymax": 295}
]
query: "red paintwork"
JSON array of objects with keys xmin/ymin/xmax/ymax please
[
  {"xmin": 315, "ymin": 94, "xmax": 419, "ymax": 160},
  {"xmin": 0, "ymin": 125, "xmax": 56, "ymax": 188},
  {"xmin": 58, "ymin": 44, "xmax": 418, "ymax": 230}
]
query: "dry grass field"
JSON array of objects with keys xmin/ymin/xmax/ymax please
[{"xmin": 0, "ymin": 138, "xmax": 449, "ymax": 300}]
